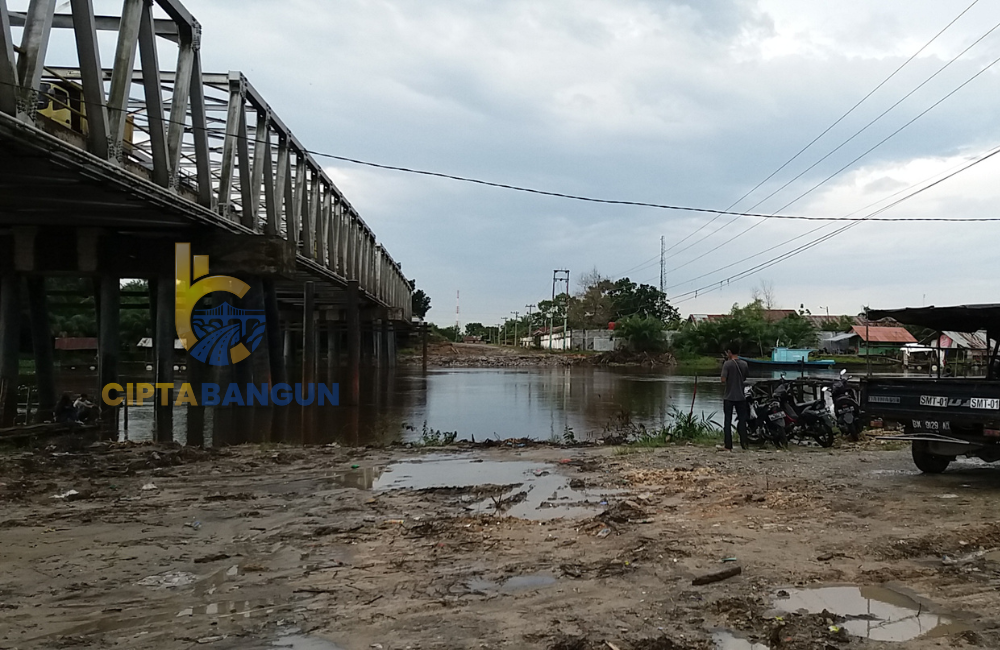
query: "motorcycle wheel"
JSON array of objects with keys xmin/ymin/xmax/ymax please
[
  {"xmin": 769, "ymin": 424, "xmax": 787, "ymax": 449},
  {"xmin": 813, "ymin": 420, "xmax": 835, "ymax": 448}
]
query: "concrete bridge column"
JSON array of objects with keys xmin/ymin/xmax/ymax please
[
  {"xmin": 26, "ymin": 277, "xmax": 55, "ymax": 420},
  {"xmin": 154, "ymin": 275, "xmax": 174, "ymax": 442},
  {"xmin": 386, "ymin": 320, "xmax": 396, "ymax": 368},
  {"xmin": 283, "ymin": 328, "xmax": 295, "ymax": 376},
  {"xmin": 185, "ymin": 343, "xmax": 207, "ymax": 447},
  {"xmin": 347, "ymin": 281, "xmax": 360, "ymax": 406},
  {"xmin": 0, "ymin": 274, "xmax": 21, "ymax": 428},
  {"xmin": 98, "ymin": 275, "xmax": 120, "ymax": 428},
  {"xmin": 325, "ymin": 319, "xmax": 339, "ymax": 383},
  {"xmin": 262, "ymin": 279, "xmax": 286, "ymax": 386},
  {"xmin": 302, "ymin": 282, "xmax": 317, "ymax": 440}
]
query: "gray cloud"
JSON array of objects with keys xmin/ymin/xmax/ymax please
[{"xmin": 153, "ymin": 1, "xmax": 1000, "ymax": 319}]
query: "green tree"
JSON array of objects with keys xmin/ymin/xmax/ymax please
[
  {"xmin": 412, "ymin": 289, "xmax": 431, "ymax": 319},
  {"xmin": 464, "ymin": 322, "xmax": 490, "ymax": 339},
  {"xmin": 615, "ymin": 315, "xmax": 668, "ymax": 353},
  {"xmin": 607, "ymin": 278, "xmax": 680, "ymax": 324},
  {"xmin": 119, "ymin": 280, "xmax": 152, "ymax": 350},
  {"xmin": 673, "ymin": 299, "xmax": 817, "ymax": 356}
]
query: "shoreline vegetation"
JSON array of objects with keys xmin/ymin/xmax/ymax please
[{"xmin": 400, "ymin": 342, "xmax": 899, "ymax": 370}]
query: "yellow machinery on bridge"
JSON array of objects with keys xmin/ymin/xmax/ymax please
[{"xmin": 36, "ymin": 79, "xmax": 134, "ymax": 148}]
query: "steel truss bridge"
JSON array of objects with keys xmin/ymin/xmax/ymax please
[{"xmin": 0, "ymin": 0, "xmax": 413, "ymax": 429}]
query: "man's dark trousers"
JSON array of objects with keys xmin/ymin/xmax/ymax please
[{"xmin": 723, "ymin": 399, "xmax": 749, "ymax": 449}]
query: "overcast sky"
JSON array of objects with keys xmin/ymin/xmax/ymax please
[{"xmin": 62, "ymin": 1, "xmax": 1000, "ymax": 323}]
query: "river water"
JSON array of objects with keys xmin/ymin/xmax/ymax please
[{"xmin": 57, "ymin": 364, "xmax": 849, "ymax": 447}]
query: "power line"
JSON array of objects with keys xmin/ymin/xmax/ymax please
[
  {"xmin": 647, "ymin": 46, "xmax": 1000, "ymax": 282},
  {"xmin": 651, "ymin": 143, "xmax": 1000, "ymax": 291},
  {"xmin": 759, "ymin": 17, "xmax": 1000, "ymax": 215},
  {"xmin": 657, "ymin": 0, "xmax": 981, "ymax": 259},
  {"xmin": 670, "ymin": 142, "xmax": 1000, "ymax": 303},
  {"xmin": 13, "ymin": 77, "xmax": 1000, "ymax": 224}
]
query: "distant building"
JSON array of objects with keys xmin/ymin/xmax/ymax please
[{"xmin": 847, "ymin": 325, "xmax": 917, "ymax": 356}]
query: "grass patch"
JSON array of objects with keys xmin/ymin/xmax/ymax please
[
  {"xmin": 626, "ymin": 406, "xmax": 720, "ymax": 448},
  {"xmin": 672, "ymin": 355, "xmax": 722, "ymax": 374},
  {"xmin": 410, "ymin": 421, "xmax": 458, "ymax": 447}
]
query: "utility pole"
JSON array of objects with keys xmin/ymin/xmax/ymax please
[
  {"xmin": 525, "ymin": 304, "xmax": 536, "ymax": 348},
  {"xmin": 455, "ymin": 290, "xmax": 460, "ymax": 342},
  {"xmin": 553, "ymin": 270, "xmax": 569, "ymax": 350},
  {"xmin": 660, "ymin": 235, "xmax": 666, "ymax": 294},
  {"xmin": 511, "ymin": 311, "xmax": 520, "ymax": 347}
]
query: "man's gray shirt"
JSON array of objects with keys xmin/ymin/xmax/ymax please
[{"xmin": 721, "ymin": 358, "xmax": 748, "ymax": 402}]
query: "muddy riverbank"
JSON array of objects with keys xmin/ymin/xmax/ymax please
[
  {"xmin": 2, "ymin": 440, "xmax": 999, "ymax": 649},
  {"xmin": 399, "ymin": 342, "xmax": 676, "ymax": 368}
]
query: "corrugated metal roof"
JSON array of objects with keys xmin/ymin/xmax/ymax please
[
  {"xmin": 940, "ymin": 330, "xmax": 989, "ymax": 350},
  {"xmin": 850, "ymin": 325, "xmax": 916, "ymax": 344}
]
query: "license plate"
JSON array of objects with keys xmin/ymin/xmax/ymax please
[
  {"xmin": 769, "ymin": 412, "xmax": 785, "ymax": 421},
  {"xmin": 970, "ymin": 398, "xmax": 1000, "ymax": 410}
]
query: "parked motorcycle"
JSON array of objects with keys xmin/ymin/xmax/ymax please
[
  {"xmin": 744, "ymin": 385, "xmax": 787, "ymax": 449},
  {"xmin": 829, "ymin": 369, "xmax": 863, "ymax": 440},
  {"xmin": 772, "ymin": 376, "xmax": 837, "ymax": 447}
]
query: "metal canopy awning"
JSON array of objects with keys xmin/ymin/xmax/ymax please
[{"xmin": 868, "ymin": 305, "xmax": 1000, "ymax": 334}]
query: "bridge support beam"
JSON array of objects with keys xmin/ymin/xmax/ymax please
[
  {"xmin": 347, "ymin": 281, "xmax": 360, "ymax": 406},
  {"xmin": 384, "ymin": 320, "xmax": 396, "ymax": 368},
  {"xmin": 153, "ymin": 274, "xmax": 174, "ymax": 441},
  {"xmin": 302, "ymin": 281, "xmax": 316, "ymax": 437},
  {"xmin": 0, "ymin": 274, "xmax": 21, "ymax": 428},
  {"xmin": 26, "ymin": 277, "xmax": 55, "ymax": 420},
  {"xmin": 97, "ymin": 275, "xmax": 120, "ymax": 427},
  {"xmin": 326, "ymin": 319, "xmax": 339, "ymax": 383},
  {"xmin": 302, "ymin": 282, "xmax": 316, "ymax": 388},
  {"xmin": 262, "ymin": 279, "xmax": 286, "ymax": 386}
]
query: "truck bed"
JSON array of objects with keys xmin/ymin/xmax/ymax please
[{"xmin": 863, "ymin": 377, "xmax": 1000, "ymax": 434}]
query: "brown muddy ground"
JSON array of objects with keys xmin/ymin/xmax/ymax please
[{"xmin": 2, "ymin": 439, "xmax": 999, "ymax": 650}]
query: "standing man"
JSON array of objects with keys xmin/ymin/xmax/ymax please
[{"xmin": 721, "ymin": 341, "xmax": 749, "ymax": 450}]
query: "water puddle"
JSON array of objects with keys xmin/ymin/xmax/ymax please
[
  {"xmin": 771, "ymin": 585, "xmax": 966, "ymax": 641},
  {"xmin": 464, "ymin": 572, "xmax": 557, "ymax": 594},
  {"xmin": 272, "ymin": 629, "xmax": 345, "ymax": 649},
  {"xmin": 176, "ymin": 599, "xmax": 277, "ymax": 619},
  {"xmin": 713, "ymin": 630, "xmax": 769, "ymax": 650},
  {"xmin": 332, "ymin": 454, "xmax": 622, "ymax": 520}
]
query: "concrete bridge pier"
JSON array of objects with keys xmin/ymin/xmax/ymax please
[
  {"xmin": 26, "ymin": 277, "xmax": 56, "ymax": 421},
  {"xmin": 0, "ymin": 273, "xmax": 21, "ymax": 428},
  {"xmin": 153, "ymin": 274, "xmax": 175, "ymax": 442},
  {"xmin": 347, "ymin": 281, "xmax": 361, "ymax": 406},
  {"xmin": 382, "ymin": 318, "xmax": 396, "ymax": 368},
  {"xmin": 325, "ymin": 318, "xmax": 340, "ymax": 384},
  {"xmin": 263, "ymin": 280, "xmax": 287, "ymax": 386},
  {"xmin": 302, "ymin": 282, "xmax": 317, "ymax": 439},
  {"xmin": 97, "ymin": 275, "xmax": 121, "ymax": 428}
]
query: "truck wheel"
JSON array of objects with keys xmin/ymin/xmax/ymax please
[{"xmin": 912, "ymin": 441, "xmax": 952, "ymax": 474}]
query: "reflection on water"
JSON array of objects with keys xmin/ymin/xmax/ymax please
[
  {"xmin": 770, "ymin": 585, "xmax": 965, "ymax": 642},
  {"xmin": 54, "ymin": 365, "xmax": 853, "ymax": 447},
  {"xmin": 331, "ymin": 454, "xmax": 623, "ymax": 520}
]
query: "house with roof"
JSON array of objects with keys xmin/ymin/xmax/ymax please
[{"xmin": 843, "ymin": 325, "xmax": 917, "ymax": 356}]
